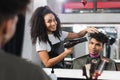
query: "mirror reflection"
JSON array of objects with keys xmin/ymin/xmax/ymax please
[{"xmin": 61, "ymin": 24, "xmax": 120, "ymax": 70}]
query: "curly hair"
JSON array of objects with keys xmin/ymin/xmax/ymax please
[
  {"xmin": 0, "ymin": 0, "xmax": 30, "ymax": 25},
  {"xmin": 30, "ymin": 6, "xmax": 62, "ymax": 44},
  {"xmin": 89, "ymin": 32, "xmax": 108, "ymax": 44}
]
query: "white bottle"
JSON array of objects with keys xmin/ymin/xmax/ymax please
[{"xmin": 49, "ymin": 68, "xmax": 57, "ymax": 80}]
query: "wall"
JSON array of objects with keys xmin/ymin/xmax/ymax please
[{"xmin": 58, "ymin": 13, "xmax": 120, "ymax": 24}]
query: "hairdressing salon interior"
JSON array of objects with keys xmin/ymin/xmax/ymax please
[{"xmin": 3, "ymin": 0, "xmax": 120, "ymax": 80}]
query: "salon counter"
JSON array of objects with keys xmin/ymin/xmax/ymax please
[{"xmin": 44, "ymin": 68, "xmax": 120, "ymax": 80}]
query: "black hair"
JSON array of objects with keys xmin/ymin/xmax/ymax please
[
  {"xmin": 89, "ymin": 32, "xmax": 108, "ymax": 45},
  {"xmin": 0, "ymin": 0, "xmax": 30, "ymax": 25},
  {"xmin": 30, "ymin": 6, "xmax": 61, "ymax": 44}
]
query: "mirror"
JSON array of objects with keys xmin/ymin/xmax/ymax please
[
  {"xmin": 62, "ymin": 24, "xmax": 120, "ymax": 59},
  {"xmin": 61, "ymin": 24, "xmax": 120, "ymax": 69}
]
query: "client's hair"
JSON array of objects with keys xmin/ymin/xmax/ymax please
[{"xmin": 89, "ymin": 32, "xmax": 108, "ymax": 45}]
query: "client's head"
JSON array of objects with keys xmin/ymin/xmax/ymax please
[{"xmin": 88, "ymin": 32, "xmax": 108, "ymax": 55}]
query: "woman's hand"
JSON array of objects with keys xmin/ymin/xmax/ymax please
[
  {"xmin": 85, "ymin": 27, "xmax": 99, "ymax": 33},
  {"xmin": 64, "ymin": 47, "xmax": 74, "ymax": 55}
]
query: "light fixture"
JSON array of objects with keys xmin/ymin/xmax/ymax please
[{"xmin": 81, "ymin": 0, "xmax": 87, "ymax": 6}]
